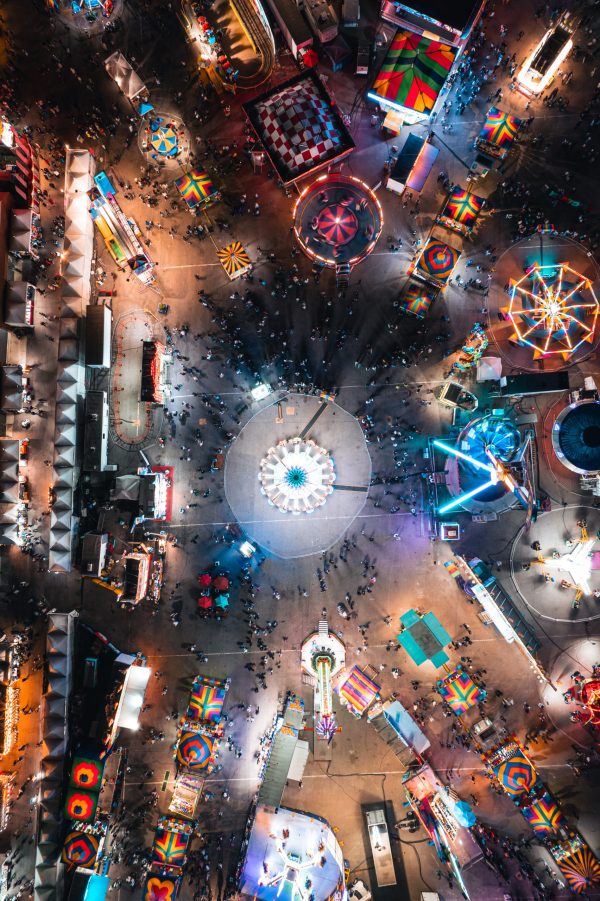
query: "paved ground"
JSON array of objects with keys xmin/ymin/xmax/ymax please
[{"xmin": 2, "ymin": 0, "xmax": 600, "ymax": 898}]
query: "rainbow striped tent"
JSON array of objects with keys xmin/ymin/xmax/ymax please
[
  {"xmin": 175, "ymin": 169, "xmax": 217, "ymax": 212},
  {"xmin": 438, "ymin": 669, "xmax": 483, "ymax": 714},
  {"xmin": 490, "ymin": 746, "xmax": 537, "ymax": 798},
  {"xmin": 62, "ymin": 830, "xmax": 99, "ymax": 869},
  {"xmin": 186, "ymin": 676, "xmax": 227, "ymax": 724},
  {"xmin": 438, "ymin": 187, "xmax": 484, "ymax": 234},
  {"xmin": 399, "ymin": 281, "xmax": 436, "ymax": 318},
  {"xmin": 478, "ymin": 107, "xmax": 521, "ymax": 159},
  {"xmin": 152, "ymin": 825, "xmax": 190, "ymax": 870},
  {"xmin": 338, "ymin": 666, "xmax": 379, "ymax": 716},
  {"xmin": 521, "ymin": 792, "xmax": 565, "ymax": 836},
  {"xmin": 176, "ymin": 725, "xmax": 218, "ymax": 771},
  {"xmin": 370, "ymin": 30, "xmax": 456, "ymax": 119},
  {"xmin": 414, "ymin": 237, "xmax": 461, "ymax": 286},
  {"xmin": 556, "ymin": 844, "xmax": 600, "ymax": 894}
]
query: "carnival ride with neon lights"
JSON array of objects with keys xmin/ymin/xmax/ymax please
[
  {"xmin": 435, "ymin": 415, "xmax": 533, "ymax": 518},
  {"xmin": 503, "ymin": 262, "xmax": 599, "ymax": 360},
  {"xmin": 301, "ymin": 622, "xmax": 345, "ymax": 744},
  {"xmin": 293, "ymin": 174, "xmax": 383, "ymax": 283}
]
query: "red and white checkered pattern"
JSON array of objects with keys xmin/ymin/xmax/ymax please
[{"xmin": 256, "ymin": 80, "xmax": 343, "ymax": 177}]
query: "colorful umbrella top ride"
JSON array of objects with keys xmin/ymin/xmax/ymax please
[{"xmin": 317, "ymin": 204, "xmax": 358, "ymax": 245}]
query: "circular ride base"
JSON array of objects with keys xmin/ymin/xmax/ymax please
[
  {"xmin": 111, "ymin": 310, "xmax": 161, "ymax": 449},
  {"xmin": 138, "ymin": 111, "xmax": 192, "ymax": 170},
  {"xmin": 511, "ymin": 505, "xmax": 600, "ymax": 623},
  {"xmin": 543, "ymin": 640, "xmax": 600, "ymax": 748},
  {"xmin": 487, "ymin": 234, "xmax": 600, "ymax": 372},
  {"xmin": 225, "ymin": 394, "xmax": 371, "ymax": 557},
  {"xmin": 58, "ymin": 0, "xmax": 123, "ymax": 35},
  {"xmin": 293, "ymin": 175, "xmax": 382, "ymax": 269}
]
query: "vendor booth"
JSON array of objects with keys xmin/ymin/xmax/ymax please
[
  {"xmin": 217, "ymin": 241, "xmax": 251, "ymax": 280},
  {"xmin": 437, "ymin": 186, "xmax": 484, "ymax": 235},
  {"xmin": 398, "ymin": 281, "xmax": 437, "ymax": 318},
  {"xmin": 175, "ymin": 169, "xmax": 218, "ymax": 213},
  {"xmin": 412, "ymin": 237, "xmax": 461, "ymax": 288},
  {"xmin": 387, "ymin": 134, "xmax": 439, "ymax": 195}
]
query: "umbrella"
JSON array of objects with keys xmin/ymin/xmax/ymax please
[
  {"xmin": 214, "ymin": 594, "xmax": 229, "ymax": 609},
  {"xmin": 197, "ymin": 596, "xmax": 212, "ymax": 610},
  {"xmin": 213, "ymin": 575, "xmax": 229, "ymax": 591},
  {"xmin": 198, "ymin": 573, "xmax": 212, "ymax": 587}
]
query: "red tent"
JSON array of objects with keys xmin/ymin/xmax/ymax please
[
  {"xmin": 197, "ymin": 596, "xmax": 212, "ymax": 610},
  {"xmin": 198, "ymin": 573, "xmax": 212, "ymax": 587},
  {"xmin": 302, "ymin": 49, "xmax": 319, "ymax": 69}
]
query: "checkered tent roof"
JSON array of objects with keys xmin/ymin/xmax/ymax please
[
  {"xmin": 372, "ymin": 30, "xmax": 456, "ymax": 114},
  {"xmin": 245, "ymin": 72, "xmax": 354, "ymax": 182}
]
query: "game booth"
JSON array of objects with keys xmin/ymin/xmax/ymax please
[
  {"xmin": 368, "ymin": 30, "xmax": 457, "ymax": 125},
  {"xmin": 437, "ymin": 186, "xmax": 484, "ymax": 236},
  {"xmin": 337, "ymin": 665, "xmax": 380, "ymax": 718},
  {"xmin": 217, "ymin": 241, "xmax": 252, "ymax": 280},
  {"xmin": 387, "ymin": 133, "xmax": 439, "ymax": 196},
  {"xmin": 398, "ymin": 280, "xmax": 438, "ymax": 319},
  {"xmin": 548, "ymin": 835, "xmax": 600, "ymax": 895},
  {"xmin": 175, "ymin": 169, "xmax": 218, "ymax": 214},
  {"xmin": 173, "ymin": 675, "xmax": 228, "ymax": 787},
  {"xmin": 396, "ymin": 608, "xmax": 452, "ymax": 668},
  {"xmin": 141, "ymin": 815, "xmax": 191, "ymax": 899},
  {"xmin": 243, "ymin": 70, "xmax": 355, "ymax": 185},
  {"xmin": 403, "ymin": 763, "xmax": 482, "ymax": 897},
  {"xmin": 436, "ymin": 667, "xmax": 486, "ymax": 716},
  {"xmin": 410, "ymin": 237, "xmax": 461, "ymax": 289},
  {"xmin": 476, "ymin": 107, "xmax": 522, "ymax": 161}
]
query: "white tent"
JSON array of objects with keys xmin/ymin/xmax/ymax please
[
  {"xmin": 476, "ymin": 356, "xmax": 503, "ymax": 382},
  {"xmin": 105, "ymin": 51, "xmax": 147, "ymax": 101}
]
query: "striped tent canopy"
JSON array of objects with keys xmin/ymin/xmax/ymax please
[
  {"xmin": 62, "ymin": 830, "xmax": 99, "ymax": 869},
  {"xmin": 479, "ymin": 107, "xmax": 521, "ymax": 151},
  {"xmin": 152, "ymin": 827, "xmax": 190, "ymax": 869},
  {"xmin": 217, "ymin": 241, "xmax": 252, "ymax": 280},
  {"xmin": 439, "ymin": 187, "xmax": 484, "ymax": 232},
  {"xmin": 70, "ymin": 754, "xmax": 104, "ymax": 791},
  {"xmin": 399, "ymin": 281, "xmax": 436, "ymax": 318},
  {"xmin": 492, "ymin": 749, "xmax": 537, "ymax": 797},
  {"xmin": 64, "ymin": 788, "xmax": 98, "ymax": 823},
  {"xmin": 175, "ymin": 169, "xmax": 217, "ymax": 212},
  {"xmin": 415, "ymin": 238, "xmax": 461, "ymax": 285},
  {"xmin": 143, "ymin": 874, "xmax": 182, "ymax": 901},
  {"xmin": 338, "ymin": 666, "xmax": 379, "ymax": 716},
  {"xmin": 438, "ymin": 669, "xmax": 483, "ymax": 714},
  {"xmin": 371, "ymin": 30, "xmax": 456, "ymax": 115},
  {"xmin": 186, "ymin": 676, "xmax": 227, "ymax": 723},
  {"xmin": 557, "ymin": 845, "xmax": 600, "ymax": 894},
  {"xmin": 176, "ymin": 726, "xmax": 217, "ymax": 771},
  {"xmin": 521, "ymin": 792, "xmax": 565, "ymax": 836}
]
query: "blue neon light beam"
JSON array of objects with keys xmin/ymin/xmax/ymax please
[{"xmin": 438, "ymin": 479, "xmax": 497, "ymax": 514}]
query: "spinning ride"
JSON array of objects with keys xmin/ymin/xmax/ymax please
[
  {"xmin": 258, "ymin": 437, "xmax": 335, "ymax": 515},
  {"xmin": 435, "ymin": 414, "xmax": 532, "ymax": 516},
  {"xmin": 504, "ymin": 262, "xmax": 599, "ymax": 360},
  {"xmin": 293, "ymin": 174, "xmax": 382, "ymax": 276}
]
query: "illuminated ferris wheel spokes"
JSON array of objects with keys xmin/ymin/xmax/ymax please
[{"xmin": 506, "ymin": 262, "xmax": 599, "ymax": 359}]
